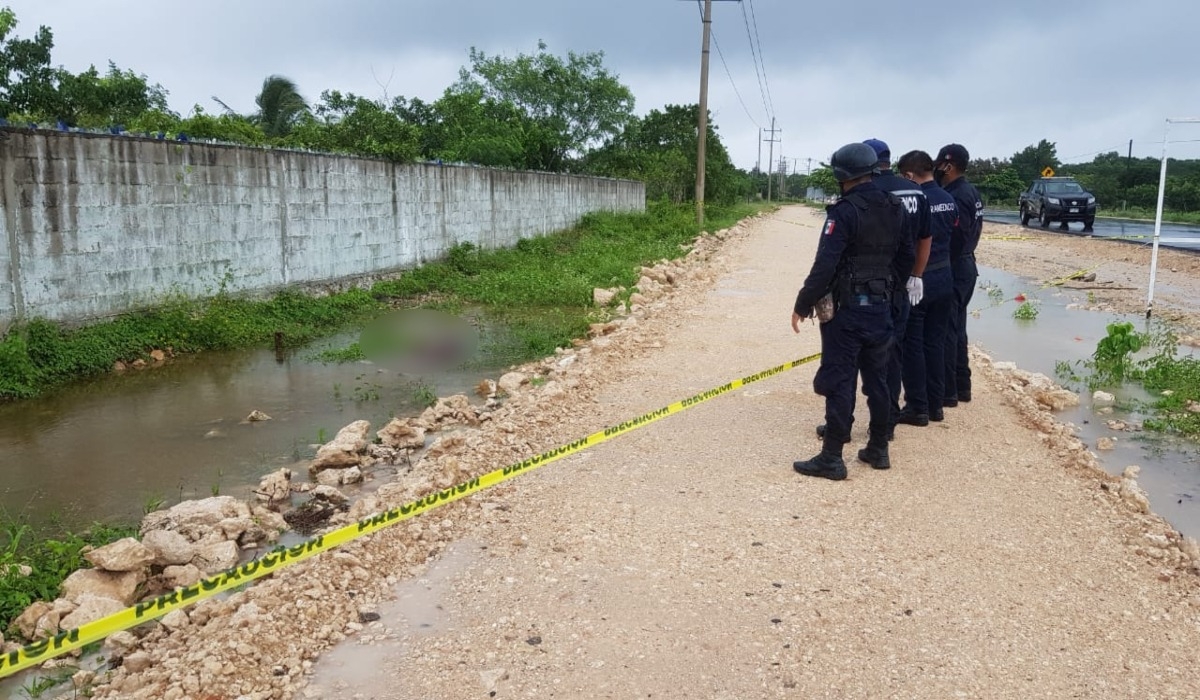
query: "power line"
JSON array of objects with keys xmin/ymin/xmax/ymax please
[
  {"xmin": 745, "ymin": 0, "xmax": 775, "ymax": 119},
  {"xmin": 695, "ymin": 1, "xmax": 759, "ymax": 128},
  {"xmin": 739, "ymin": 0, "xmax": 772, "ymax": 124}
]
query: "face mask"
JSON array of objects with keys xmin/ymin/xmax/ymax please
[{"xmin": 933, "ymin": 167, "xmax": 947, "ymax": 185}]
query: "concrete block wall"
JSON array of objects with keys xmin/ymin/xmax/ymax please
[{"xmin": 0, "ymin": 129, "xmax": 645, "ymax": 330}]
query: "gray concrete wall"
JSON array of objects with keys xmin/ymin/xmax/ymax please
[{"xmin": 0, "ymin": 129, "xmax": 645, "ymax": 330}]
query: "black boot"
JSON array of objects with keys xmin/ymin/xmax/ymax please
[
  {"xmin": 793, "ymin": 436, "xmax": 847, "ymax": 481},
  {"xmin": 857, "ymin": 434, "xmax": 892, "ymax": 470},
  {"xmin": 815, "ymin": 424, "xmax": 851, "ymax": 444},
  {"xmin": 894, "ymin": 408, "xmax": 929, "ymax": 427}
]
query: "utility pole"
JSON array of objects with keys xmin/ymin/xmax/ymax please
[
  {"xmin": 763, "ymin": 117, "xmax": 780, "ymax": 201},
  {"xmin": 694, "ymin": 0, "xmax": 713, "ymax": 225},
  {"xmin": 756, "ymin": 128, "xmax": 762, "ymax": 174}
]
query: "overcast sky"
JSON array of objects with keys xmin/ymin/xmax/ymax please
[{"xmin": 7, "ymin": 0, "xmax": 1200, "ymax": 172}]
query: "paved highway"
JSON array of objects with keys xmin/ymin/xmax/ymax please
[{"xmin": 984, "ymin": 210, "xmax": 1200, "ymax": 252}]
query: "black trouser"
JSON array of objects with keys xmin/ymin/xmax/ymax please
[
  {"xmin": 901, "ymin": 267, "xmax": 953, "ymax": 414},
  {"xmin": 944, "ymin": 256, "xmax": 978, "ymax": 401},
  {"xmin": 814, "ymin": 302, "xmax": 893, "ymax": 444},
  {"xmin": 886, "ymin": 292, "xmax": 910, "ymax": 421}
]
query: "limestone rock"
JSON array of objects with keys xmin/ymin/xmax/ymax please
[
  {"xmin": 140, "ymin": 496, "xmax": 252, "ymax": 544},
  {"xmin": 84, "ymin": 537, "xmax": 155, "ymax": 573},
  {"xmin": 341, "ymin": 466, "xmax": 363, "ymax": 484},
  {"xmin": 250, "ymin": 505, "xmax": 289, "ymax": 539},
  {"xmin": 103, "ymin": 630, "xmax": 139, "ymax": 656},
  {"xmin": 1097, "ymin": 437, "xmax": 1117, "ymax": 451},
  {"xmin": 309, "ymin": 420, "xmax": 371, "ymax": 473},
  {"xmin": 311, "ymin": 486, "xmax": 349, "ymax": 506},
  {"xmin": 592, "ymin": 287, "xmax": 617, "ymax": 306},
  {"xmin": 60, "ymin": 569, "xmax": 142, "ymax": 606},
  {"xmin": 162, "ymin": 564, "xmax": 205, "ymax": 589},
  {"xmin": 629, "ymin": 292, "xmax": 648, "ymax": 307},
  {"xmin": 142, "ymin": 529, "xmax": 196, "ymax": 566},
  {"xmin": 419, "ymin": 394, "xmax": 478, "ymax": 428},
  {"xmin": 254, "ymin": 468, "xmax": 293, "ymax": 507},
  {"xmin": 59, "ymin": 594, "xmax": 125, "ymax": 631},
  {"xmin": 246, "ymin": 410, "xmax": 272, "ymax": 422},
  {"xmin": 498, "ymin": 372, "xmax": 528, "ymax": 396},
  {"xmin": 1092, "ymin": 390, "xmax": 1116, "ymax": 407},
  {"xmin": 1034, "ymin": 388, "xmax": 1080, "ymax": 412},
  {"xmin": 315, "ymin": 468, "xmax": 349, "ymax": 487},
  {"xmin": 13, "ymin": 601, "xmax": 52, "ymax": 640},
  {"xmin": 123, "ymin": 651, "xmax": 153, "ymax": 673},
  {"xmin": 160, "ymin": 609, "xmax": 190, "ymax": 631},
  {"xmin": 192, "ymin": 541, "xmax": 240, "ymax": 575},
  {"xmin": 1118, "ymin": 468, "xmax": 1151, "ymax": 513},
  {"xmin": 377, "ymin": 419, "xmax": 427, "ymax": 450}
]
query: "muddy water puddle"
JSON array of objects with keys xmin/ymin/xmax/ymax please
[
  {"xmin": 0, "ymin": 327, "xmax": 504, "ymax": 530},
  {"xmin": 302, "ymin": 540, "xmax": 482, "ymax": 699},
  {"xmin": 970, "ymin": 265, "xmax": 1200, "ymax": 535}
]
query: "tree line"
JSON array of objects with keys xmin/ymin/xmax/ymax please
[{"xmin": 0, "ymin": 9, "xmax": 757, "ymax": 205}]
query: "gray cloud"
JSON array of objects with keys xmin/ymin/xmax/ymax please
[{"xmin": 7, "ymin": 0, "xmax": 1200, "ymax": 169}]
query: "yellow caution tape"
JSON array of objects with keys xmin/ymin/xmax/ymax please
[{"xmin": 0, "ymin": 353, "xmax": 822, "ymax": 679}]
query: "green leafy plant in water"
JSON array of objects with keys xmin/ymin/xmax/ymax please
[
  {"xmin": 1012, "ymin": 301, "xmax": 1038, "ymax": 320},
  {"xmin": 411, "ymin": 382, "xmax": 438, "ymax": 408},
  {"xmin": 1088, "ymin": 321, "xmax": 1144, "ymax": 386}
]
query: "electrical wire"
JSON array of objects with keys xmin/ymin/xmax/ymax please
[
  {"xmin": 738, "ymin": 0, "xmax": 772, "ymax": 124},
  {"xmin": 745, "ymin": 0, "xmax": 776, "ymax": 119},
  {"xmin": 694, "ymin": 0, "xmax": 762, "ymax": 129}
]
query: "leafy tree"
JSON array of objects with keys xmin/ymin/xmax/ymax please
[
  {"xmin": 585, "ymin": 104, "xmax": 745, "ymax": 204},
  {"xmin": 418, "ymin": 86, "xmax": 553, "ymax": 169},
  {"xmin": 253, "ymin": 75, "xmax": 307, "ymax": 138},
  {"xmin": 0, "ymin": 7, "xmax": 54, "ymax": 118},
  {"xmin": 1010, "ymin": 139, "xmax": 1061, "ymax": 184},
  {"xmin": 285, "ymin": 90, "xmax": 418, "ymax": 162},
  {"xmin": 976, "ymin": 167, "xmax": 1025, "ymax": 205},
  {"xmin": 176, "ymin": 106, "xmax": 265, "ymax": 144},
  {"xmin": 806, "ymin": 166, "xmax": 838, "ymax": 196},
  {"xmin": 44, "ymin": 62, "xmax": 168, "ymax": 128},
  {"xmin": 454, "ymin": 41, "xmax": 635, "ymax": 171}
]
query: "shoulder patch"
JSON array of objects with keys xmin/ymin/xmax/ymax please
[{"xmin": 822, "ymin": 219, "xmax": 836, "ymax": 236}]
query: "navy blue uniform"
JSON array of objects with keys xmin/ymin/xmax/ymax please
[
  {"xmin": 873, "ymin": 170, "xmax": 927, "ymax": 422},
  {"xmin": 901, "ymin": 180, "xmax": 955, "ymax": 415},
  {"xmin": 795, "ymin": 181, "xmax": 912, "ymax": 445},
  {"xmin": 943, "ymin": 176, "xmax": 983, "ymax": 402}
]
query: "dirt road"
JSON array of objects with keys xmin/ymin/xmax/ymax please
[
  {"xmin": 83, "ymin": 205, "xmax": 1200, "ymax": 700},
  {"xmin": 297, "ymin": 206, "xmax": 1200, "ymax": 699}
]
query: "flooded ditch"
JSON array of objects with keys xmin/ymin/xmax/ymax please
[
  {"xmin": 0, "ymin": 313, "xmax": 515, "ymax": 531},
  {"xmin": 968, "ymin": 265, "xmax": 1200, "ymax": 535}
]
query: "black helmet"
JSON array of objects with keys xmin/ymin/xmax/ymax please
[{"xmin": 831, "ymin": 143, "xmax": 880, "ymax": 182}]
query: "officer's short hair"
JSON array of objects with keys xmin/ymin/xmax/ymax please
[{"xmin": 896, "ymin": 150, "xmax": 934, "ymax": 175}]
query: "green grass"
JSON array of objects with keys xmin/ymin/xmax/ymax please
[
  {"xmin": 0, "ymin": 288, "xmax": 383, "ymax": 400},
  {"xmin": 1096, "ymin": 206, "xmax": 1200, "ymax": 225},
  {"xmin": 1, "ymin": 514, "xmax": 138, "ymax": 637},
  {"xmin": 366, "ymin": 201, "xmax": 768, "ymax": 364}
]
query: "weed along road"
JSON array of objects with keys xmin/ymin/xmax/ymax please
[{"xmin": 76, "ymin": 207, "xmax": 1200, "ymax": 699}]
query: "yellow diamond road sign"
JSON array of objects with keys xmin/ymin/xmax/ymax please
[{"xmin": 1041, "ymin": 166, "xmax": 1055, "ymax": 177}]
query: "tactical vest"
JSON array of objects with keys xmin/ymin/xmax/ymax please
[{"xmin": 835, "ymin": 192, "xmax": 902, "ymax": 304}]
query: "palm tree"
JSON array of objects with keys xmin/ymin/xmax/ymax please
[{"xmin": 254, "ymin": 75, "xmax": 308, "ymax": 138}]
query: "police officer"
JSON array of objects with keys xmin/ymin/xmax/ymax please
[
  {"xmin": 934, "ymin": 144, "xmax": 983, "ymax": 406},
  {"xmin": 814, "ymin": 139, "xmax": 927, "ymax": 442},
  {"xmin": 894, "ymin": 150, "xmax": 955, "ymax": 424},
  {"xmin": 791, "ymin": 143, "xmax": 913, "ymax": 480},
  {"xmin": 865, "ymin": 139, "xmax": 930, "ymax": 428}
]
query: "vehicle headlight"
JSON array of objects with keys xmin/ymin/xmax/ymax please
[
  {"xmin": 1047, "ymin": 197, "xmax": 1060, "ymax": 204},
  {"xmin": 1087, "ymin": 197, "xmax": 1096, "ymax": 204}
]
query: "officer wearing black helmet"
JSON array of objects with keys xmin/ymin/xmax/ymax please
[
  {"xmin": 933, "ymin": 144, "xmax": 983, "ymax": 406},
  {"xmin": 791, "ymin": 142, "xmax": 914, "ymax": 480},
  {"xmin": 814, "ymin": 139, "xmax": 929, "ymax": 444}
]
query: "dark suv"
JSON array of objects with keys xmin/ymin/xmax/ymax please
[{"xmin": 1019, "ymin": 177, "xmax": 1096, "ymax": 232}]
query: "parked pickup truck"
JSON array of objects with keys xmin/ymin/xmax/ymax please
[{"xmin": 1019, "ymin": 177, "xmax": 1096, "ymax": 232}]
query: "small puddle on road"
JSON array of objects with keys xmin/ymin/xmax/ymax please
[
  {"xmin": 970, "ymin": 265, "xmax": 1200, "ymax": 535},
  {"xmin": 301, "ymin": 540, "xmax": 481, "ymax": 699}
]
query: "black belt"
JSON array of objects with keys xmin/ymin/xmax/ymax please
[{"xmin": 924, "ymin": 259, "xmax": 950, "ymax": 272}]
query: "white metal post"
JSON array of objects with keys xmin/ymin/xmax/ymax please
[
  {"xmin": 1147, "ymin": 117, "xmax": 1200, "ymax": 318},
  {"xmin": 1146, "ymin": 120, "xmax": 1170, "ymax": 318}
]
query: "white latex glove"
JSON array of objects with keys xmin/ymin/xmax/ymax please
[{"xmin": 906, "ymin": 276, "xmax": 924, "ymax": 306}]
